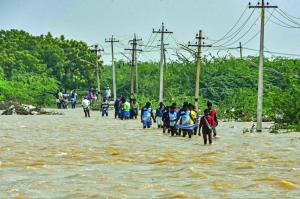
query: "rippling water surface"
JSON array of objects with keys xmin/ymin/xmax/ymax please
[{"xmin": 1, "ymin": 108, "xmax": 300, "ymax": 198}]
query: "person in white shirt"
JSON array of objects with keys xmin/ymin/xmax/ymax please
[
  {"xmin": 105, "ymin": 87, "xmax": 111, "ymax": 102},
  {"xmin": 82, "ymin": 96, "xmax": 90, "ymax": 117}
]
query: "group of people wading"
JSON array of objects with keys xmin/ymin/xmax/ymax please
[
  {"xmin": 54, "ymin": 89, "xmax": 78, "ymax": 109},
  {"xmin": 55, "ymin": 88, "xmax": 218, "ymax": 145},
  {"xmin": 141, "ymin": 101, "xmax": 218, "ymax": 145},
  {"xmin": 113, "ymin": 94, "xmax": 139, "ymax": 120}
]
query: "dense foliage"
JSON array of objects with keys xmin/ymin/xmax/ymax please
[
  {"xmin": 0, "ymin": 29, "xmax": 100, "ymax": 105},
  {"xmin": 1, "ymin": 29, "xmax": 300, "ymax": 128}
]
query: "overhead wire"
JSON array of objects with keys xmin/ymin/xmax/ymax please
[
  {"xmin": 243, "ymin": 47, "xmax": 300, "ymax": 57},
  {"xmin": 217, "ymin": 10, "xmax": 260, "ymax": 47},
  {"xmin": 266, "ymin": 9, "xmax": 300, "ymax": 28},
  {"xmin": 208, "ymin": 5, "xmax": 249, "ymax": 43},
  {"xmin": 269, "ymin": 0, "xmax": 300, "ymax": 20},
  {"xmin": 142, "ymin": 33, "xmax": 159, "ymax": 51},
  {"xmin": 242, "ymin": 8, "xmax": 275, "ymax": 46},
  {"xmin": 274, "ymin": 9, "xmax": 300, "ymax": 26}
]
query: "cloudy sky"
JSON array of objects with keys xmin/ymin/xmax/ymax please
[{"xmin": 1, "ymin": 0, "xmax": 300, "ymax": 64}]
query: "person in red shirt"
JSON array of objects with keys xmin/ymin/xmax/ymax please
[
  {"xmin": 207, "ymin": 101, "xmax": 218, "ymax": 137},
  {"xmin": 199, "ymin": 109, "xmax": 214, "ymax": 145}
]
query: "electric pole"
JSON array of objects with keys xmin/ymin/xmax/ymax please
[
  {"xmin": 135, "ymin": 48, "xmax": 138, "ymax": 93},
  {"xmin": 163, "ymin": 48, "xmax": 167, "ymax": 71},
  {"xmin": 158, "ymin": 43, "xmax": 169, "ymax": 71},
  {"xmin": 153, "ymin": 23, "xmax": 173, "ymax": 103},
  {"xmin": 239, "ymin": 42, "xmax": 243, "ymax": 59},
  {"xmin": 229, "ymin": 42, "xmax": 243, "ymax": 59},
  {"xmin": 249, "ymin": 0, "xmax": 278, "ymax": 132},
  {"xmin": 105, "ymin": 36, "xmax": 119, "ymax": 101},
  {"xmin": 188, "ymin": 30, "xmax": 212, "ymax": 111},
  {"xmin": 91, "ymin": 44, "xmax": 104, "ymax": 105},
  {"xmin": 125, "ymin": 34, "xmax": 142, "ymax": 95}
]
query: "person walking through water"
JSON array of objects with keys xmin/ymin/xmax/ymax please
[
  {"xmin": 189, "ymin": 104, "xmax": 198, "ymax": 135},
  {"xmin": 58, "ymin": 89, "xmax": 63, "ymax": 109},
  {"xmin": 168, "ymin": 105, "xmax": 178, "ymax": 136},
  {"xmin": 70, "ymin": 90, "xmax": 77, "ymax": 109},
  {"xmin": 82, "ymin": 96, "xmax": 90, "ymax": 117},
  {"xmin": 155, "ymin": 102, "xmax": 165, "ymax": 128},
  {"xmin": 177, "ymin": 103, "xmax": 193, "ymax": 138},
  {"xmin": 123, "ymin": 98, "xmax": 131, "ymax": 120},
  {"xmin": 87, "ymin": 89, "xmax": 94, "ymax": 109},
  {"xmin": 105, "ymin": 87, "xmax": 111, "ymax": 102},
  {"xmin": 162, "ymin": 106, "xmax": 170, "ymax": 133},
  {"xmin": 119, "ymin": 97, "xmax": 125, "ymax": 120},
  {"xmin": 198, "ymin": 109, "xmax": 214, "ymax": 145},
  {"xmin": 141, "ymin": 102, "xmax": 156, "ymax": 129},
  {"xmin": 114, "ymin": 96, "xmax": 121, "ymax": 118},
  {"xmin": 101, "ymin": 97, "xmax": 109, "ymax": 116},
  {"xmin": 54, "ymin": 90, "xmax": 60, "ymax": 108},
  {"xmin": 207, "ymin": 101, "xmax": 218, "ymax": 137},
  {"xmin": 130, "ymin": 98, "xmax": 139, "ymax": 119}
]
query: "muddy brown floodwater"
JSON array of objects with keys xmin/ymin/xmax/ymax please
[{"xmin": 0, "ymin": 108, "xmax": 300, "ymax": 198}]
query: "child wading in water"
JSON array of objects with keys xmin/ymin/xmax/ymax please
[{"xmin": 198, "ymin": 109, "xmax": 214, "ymax": 145}]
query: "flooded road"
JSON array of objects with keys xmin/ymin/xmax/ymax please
[{"xmin": 1, "ymin": 108, "xmax": 300, "ymax": 198}]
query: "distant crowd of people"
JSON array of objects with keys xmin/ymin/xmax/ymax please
[{"xmin": 54, "ymin": 89, "xmax": 78, "ymax": 109}]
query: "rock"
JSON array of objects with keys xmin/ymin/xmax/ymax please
[{"xmin": 1, "ymin": 104, "xmax": 64, "ymax": 115}]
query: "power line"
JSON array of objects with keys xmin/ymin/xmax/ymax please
[
  {"xmin": 266, "ymin": 9, "xmax": 300, "ymax": 28},
  {"xmin": 274, "ymin": 9, "xmax": 300, "ymax": 26},
  {"xmin": 218, "ymin": 11, "xmax": 261, "ymax": 47},
  {"xmin": 243, "ymin": 47, "xmax": 300, "ymax": 57},
  {"xmin": 208, "ymin": 5, "xmax": 249, "ymax": 43},
  {"xmin": 243, "ymin": 8, "xmax": 274, "ymax": 46},
  {"xmin": 210, "ymin": 7, "xmax": 257, "ymax": 46}
]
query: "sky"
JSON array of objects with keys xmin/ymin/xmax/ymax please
[{"xmin": 1, "ymin": 0, "xmax": 300, "ymax": 65}]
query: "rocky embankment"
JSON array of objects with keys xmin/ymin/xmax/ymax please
[{"xmin": 1, "ymin": 104, "xmax": 64, "ymax": 115}]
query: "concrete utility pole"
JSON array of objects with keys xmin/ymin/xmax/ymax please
[
  {"xmin": 105, "ymin": 36, "xmax": 119, "ymax": 101},
  {"xmin": 239, "ymin": 42, "xmax": 243, "ymax": 59},
  {"xmin": 125, "ymin": 34, "xmax": 142, "ymax": 95},
  {"xmin": 163, "ymin": 48, "xmax": 167, "ymax": 72},
  {"xmin": 153, "ymin": 23, "xmax": 173, "ymax": 103},
  {"xmin": 91, "ymin": 44, "xmax": 104, "ymax": 104},
  {"xmin": 188, "ymin": 30, "xmax": 212, "ymax": 111},
  {"xmin": 249, "ymin": 0, "xmax": 278, "ymax": 132},
  {"xmin": 135, "ymin": 47, "xmax": 138, "ymax": 93},
  {"xmin": 158, "ymin": 43, "xmax": 169, "ymax": 72}
]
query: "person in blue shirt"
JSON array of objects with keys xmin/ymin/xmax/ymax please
[
  {"xmin": 177, "ymin": 101, "xmax": 189, "ymax": 136},
  {"xmin": 141, "ymin": 102, "xmax": 156, "ymax": 129},
  {"xmin": 155, "ymin": 102, "xmax": 165, "ymax": 128},
  {"xmin": 177, "ymin": 103, "xmax": 192, "ymax": 138},
  {"xmin": 168, "ymin": 105, "xmax": 178, "ymax": 136}
]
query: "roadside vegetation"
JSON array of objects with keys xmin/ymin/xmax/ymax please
[{"xmin": 1, "ymin": 30, "xmax": 300, "ymax": 129}]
